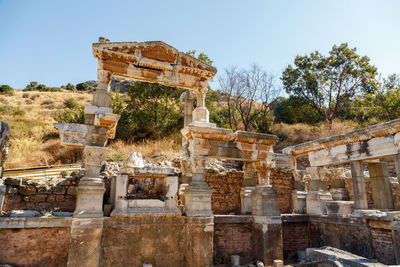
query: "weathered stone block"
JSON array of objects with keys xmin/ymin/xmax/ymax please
[
  {"xmin": 53, "ymin": 186, "xmax": 66, "ymax": 195},
  {"xmin": 4, "ymin": 177, "xmax": 20, "ymax": 186},
  {"xmin": 67, "ymin": 187, "xmax": 77, "ymax": 195},
  {"xmin": 30, "ymin": 194, "xmax": 47, "ymax": 203},
  {"xmin": 18, "ymin": 185, "xmax": 37, "ymax": 195},
  {"xmin": 38, "ymin": 186, "xmax": 53, "ymax": 194},
  {"xmin": 47, "ymin": 195, "xmax": 56, "ymax": 203}
]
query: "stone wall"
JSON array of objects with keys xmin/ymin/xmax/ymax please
[
  {"xmin": 269, "ymin": 168, "xmax": 294, "ymax": 214},
  {"xmin": 370, "ymin": 225, "xmax": 396, "ymax": 265},
  {"xmin": 214, "ymin": 217, "xmax": 254, "ymax": 265},
  {"xmin": 0, "ymin": 219, "xmax": 71, "ymax": 266},
  {"xmin": 101, "ymin": 214, "xmax": 188, "ymax": 267},
  {"xmin": 205, "ymin": 168, "xmax": 244, "ymax": 215},
  {"xmin": 282, "ymin": 220, "xmax": 309, "ymax": 263},
  {"xmin": 2, "ymin": 176, "xmax": 79, "ymax": 214}
]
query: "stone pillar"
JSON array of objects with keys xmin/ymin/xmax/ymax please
[
  {"xmin": 368, "ymin": 162, "xmax": 394, "ymax": 209},
  {"xmin": 241, "ymin": 162, "xmax": 257, "ymax": 214},
  {"xmin": 184, "ymin": 156, "xmax": 212, "ymax": 217},
  {"xmin": 190, "ymin": 85, "xmax": 215, "ymax": 127},
  {"xmin": 350, "ymin": 160, "xmax": 368, "ymax": 210},
  {"xmin": 253, "ymin": 216, "xmax": 284, "ymax": 265},
  {"xmin": 74, "ymin": 146, "xmax": 107, "ymax": 218},
  {"xmin": 67, "ymin": 217, "xmax": 104, "ymax": 267},
  {"xmin": 395, "ymin": 154, "xmax": 400, "ymax": 182},
  {"xmin": 251, "ymin": 160, "xmax": 280, "ymax": 216},
  {"xmin": 114, "ymin": 174, "xmax": 128, "ymax": 212},
  {"xmin": 92, "ymin": 69, "xmax": 111, "ymax": 107},
  {"xmin": 306, "ymin": 179, "xmax": 333, "ymax": 215},
  {"xmin": 180, "ymin": 90, "xmax": 194, "ymax": 127},
  {"xmin": 186, "ymin": 217, "xmax": 214, "ymax": 267}
]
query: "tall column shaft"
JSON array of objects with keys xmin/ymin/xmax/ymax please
[
  {"xmin": 395, "ymin": 154, "xmax": 400, "ymax": 183},
  {"xmin": 368, "ymin": 162, "xmax": 394, "ymax": 209},
  {"xmin": 350, "ymin": 161, "xmax": 368, "ymax": 210}
]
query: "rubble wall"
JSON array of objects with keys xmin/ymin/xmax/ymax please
[
  {"xmin": 205, "ymin": 169, "xmax": 243, "ymax": 215},
  {"xmin": 0, "ymin": 225, "xmax": 70, "ymax": 266},
  {"xmin": 282, "ymin": 221, "xmax": 309, "ymax": 262},
  {"xmin": 370, "ymin": 225, "xmax": 396, "ymax": 265},
  {"xmin": 2, "ymin": 176, "xmax": 80, "ymax": 214},
  {"xmin": 269, "ymin": 168, "xmax": 294, "ymax": 213},
  {"xmin": 101, "ymin": 214, "xmax": 188, "ymax": 267},
  {"xmin": 309, "ymin": 218, "xmax": 374, "ymax": 259},
  {"xmin": 213, "ymin": 219, "xmax": 254, "ymax": 264}
]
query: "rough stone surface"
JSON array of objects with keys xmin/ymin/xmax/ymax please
[
  {"xmin": 282, "ymin": 221, "xmax": 309, "ymax": 263},
  {"xmin": 214, "ymin": 222, "xmax": 254, "ymax": 264},
  {"xmin": 0, "ymin": 227, "xmax": 70, "ymax": 266},
  {"xmin": 101, "ymin": 214, "xmax": 188, "ymax": 267}
]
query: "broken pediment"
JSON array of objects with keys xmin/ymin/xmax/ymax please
[{"xmin": 92, "ymin": 38, "xmax": 217, "ymax": 90}]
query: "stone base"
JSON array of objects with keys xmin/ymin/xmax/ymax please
[
  {"xmin": 253, "ymin": 216, "xmax": 283, "ymax": 265},
  {"xmin": 292, "ymin": 190, "xmax": 307, "ymax": 214},
  {"xmin": 73, "ymin": 177, "xmax": 105, "ymax": 218},
  {"xmin": 184, "ymin": 181, "xmax": 212, "ymax": 217},
  {"xmin": 67, "ymin": 218, "xmax": 104, "ymax": 267},
  {"xmin": 306, "ymin": 190, "xmax": 333, "ymax": 216},
  {"xmin": 240, "ymin": 186, "xmax": 255, "ymax": 215},
  {"xmin": 186, "ymin": 216, "xmax": 214, "ymax": 267},
  {"xmin": 326, "ymin": 201, "xmax": 354, "ymax": 217},
  {"xmin": 251, "ymin": 185, "xmax": 280, "ymax": 216}
]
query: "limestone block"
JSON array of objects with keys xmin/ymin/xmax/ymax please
[
  {"xmin": 326, "ymin": 201, "xmax": 354, "ymax": 217},
  {"xmin": 128, "ymin": 199, "xmax": 165, "ymax": 208},
  {"xmin": 73, "ymin": 177, "xmax": 105, "ymax": 218},
  {"xmin": 165, "ymin": 176, "xmax": 178, "ymax": 199},
  {"xmin": 123, "ymin": 152, "xmax": 145, "ymax": 168},
  {"xmin": 331, "ymin": 188, "xmax": 349, "ymax": 201},
  {"xmin": 306, "ymin": 190, "xmax": 333, "ymax": 215},
  {"xmin": 292, "ymin": 190, "xmax": 307, "ymax": 214},
  {"xmin": 231, "ymin": 255, "xmax": 240, "ymax": 266},
  {"xmin": 115, "ymin": 174, "xmax": 128, "ymax": 211},
  {"xmin": 251, "ymin": 185, "xmax": 280, "ymax": 216},
  {"xmin": 184, "ymin": 181, "xmax": 212, "ymax": 217},
  {"xmin": 53, "ymin": 123, "xmax": 108, "ymax": 148},
  {"xmin": 240, "ymin": 186, "xmax": 254, "ymax": 215},
  {"xmin": 308, "ymin": 180, "xmax": 329, "ymax": 191}
]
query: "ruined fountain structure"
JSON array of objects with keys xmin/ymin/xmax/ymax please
[
  {"xmin": 51, "ymin": 38, "xmax": 283, "ymax": 266},
  {"xmin": 5, "ymin": 38, "xmax": 400, "ymax": 266}
]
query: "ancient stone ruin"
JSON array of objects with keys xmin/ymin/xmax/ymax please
[{"xmin": 1, "ymin": 38, "xmax": 400, "ymax": 267}]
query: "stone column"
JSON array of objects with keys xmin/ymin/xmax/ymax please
[
  {"xmin": 190, "ymin": 85, "xmax": 215, "ymax": 127},
  {"xmin": 74, "ymin": 146, "xmax": 107, "ymax": 218},
  {"xmin": 184, "ymin": 156, "xmax": 212, "ymax": 217},
  {"xmin": 67, "ymin": 217, "xmax": 104, "ymax": 267},
  {"xmin": 395, "ymin": 154, "xmax": 400, "ymax": 182},
  {"xmin": 240, "ymin": 162, "xmax": 257, "ymax": 214},
  {"xmin": 0, "ymin": 121, "xmax": 9, "ymax": 213},
  {"xmin": 368, "ymin": 162, "xmax": 394, "ymax": 209},
  {"xmin": 184, "ymin": 155, "xmax": 214, "ymax": 267},
  {"xmin": 253, "ymin": 216, "xmax": 284, "ymax": 265},
  {"xmin": 92, "ymin": 69, "xmax": 111, "ymax": 108},
  {"xmin": 180, "ymin": 90, "xmax": 194, "ymax": 127},
  {"xmin": 250, "ymin": 161, "xmax": 280, "ymax": 216},
  {"xmin": 350, "ymin": 160, "xmax": 368, "ymax": 210}
]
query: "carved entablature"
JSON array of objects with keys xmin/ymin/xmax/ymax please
[
  {"xmin": 283, "ymin": 118, "xmax": 400, "ymax": 167},
  {"xmin": 92, "ymin": 38, "xmax": 217, "ymax": 91}
]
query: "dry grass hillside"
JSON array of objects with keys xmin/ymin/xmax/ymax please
[
  {"xmin": 0, "ymin": 90, "xmax": 357, "ymax": 169},
  {"xmin": 0, "ymin": 90, "xmax": 181, "ymax": 169}
]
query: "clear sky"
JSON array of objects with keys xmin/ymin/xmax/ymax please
[{"xmin": 1, "ymin": 0, "xmax": 399, "ymax": 90}]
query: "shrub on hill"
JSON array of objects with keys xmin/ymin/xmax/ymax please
[{"xmin": 0, "ymin": 84, "xmax": 13, "ymax": 94}]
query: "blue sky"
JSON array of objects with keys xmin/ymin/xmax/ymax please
[{"xmin": 0, "ymin": 0, "xmax": 399, "ymax": 90}]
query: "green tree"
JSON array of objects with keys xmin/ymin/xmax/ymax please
[
  {"xmin": 120, "ymin": 82, "xmax": 184, "ymax": 140},
  {"xmin": 0, "ymin": 84, "xmax": 13, "ymax": 94},
  {"xmin": 351, "ymin": 74, "xmax": 400, "ymax": 125},
  {"xmin": 282, "ymin": 43, "xmax": 378, "ymax": 123},
  {"xmin": 186, "ymin": 50, "xmax": 213, "ymax": 66},
  {"xmin": 76, "ymin": 82, "xmax": 95, "ymax": 92}
]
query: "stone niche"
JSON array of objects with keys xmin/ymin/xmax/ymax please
[{"xmin": 112, "ymin": 166, "xmax": 179, "ymax": 213}]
